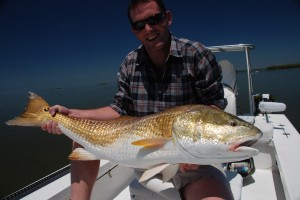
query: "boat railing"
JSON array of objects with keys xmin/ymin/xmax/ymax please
[{"xmin": 208, "ymin": 44, "xmax": 256, "ymax": 115}]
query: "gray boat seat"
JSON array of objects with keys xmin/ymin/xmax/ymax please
[{"xmin": 219, "ymin": 60, "xmax": 237, "ymax": 116}]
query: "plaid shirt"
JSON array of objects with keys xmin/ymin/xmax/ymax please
[{"xmin": 110, "ymin": 35, "xmax": 227, "ymax": 117}]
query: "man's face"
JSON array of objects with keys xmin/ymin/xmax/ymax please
[{"xmin": 130, "ymin": 1, "xmax": 172, "ymax": 52}]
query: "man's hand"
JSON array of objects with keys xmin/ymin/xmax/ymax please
[{"xmin": 41, "ymin": 105, "xmax": 69, "ymax": 134}]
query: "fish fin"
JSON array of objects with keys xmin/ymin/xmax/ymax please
[
  {"xmin": 161, "ymin": 164, "xmax": 179, "ymax": 182},
  {"xmin": 131, "ymin": 138, "xmax": 170, "ymax": 148},
  {"xmin": 5, "ymin": 91, "xmax": 50, "ymax": 127},
  {"xmin": 139, "ymin": 163, "xmax": 170, "ymax": 182},
  {"xmin": 68, "ymin": 148, "xmax": 98, "ymax": 161}
]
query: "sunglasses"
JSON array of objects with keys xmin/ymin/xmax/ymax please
[{"xmin": 132, "ymin": 12, "xmax": 165, "ymax": 31}]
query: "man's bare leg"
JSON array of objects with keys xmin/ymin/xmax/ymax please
[
  {"xmin": 70, "ymin": 142, "xmax": 100, "ymax": 200},
  {"xmin": 180, "ymin": 177, "xmax": 234, "ymax": 200}
]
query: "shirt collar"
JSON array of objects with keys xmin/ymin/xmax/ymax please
[
  {"xmin": 136, "ymin": 34, "xmax": 182, "ymax": 66},
  {"xmin": 169, "ymin": 34, "xmax": 183, "ymax": 58}
]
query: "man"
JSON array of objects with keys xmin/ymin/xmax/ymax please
[{"xmin": 42, "ymin": 0, "xmax": 233, "ymax": 199}]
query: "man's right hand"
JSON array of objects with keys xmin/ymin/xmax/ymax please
[{"xmin": 41, "ymin": 105, "xmax": 69, "ymax": 134}]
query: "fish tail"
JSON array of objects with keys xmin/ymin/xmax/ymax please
[{"xmin": 5, "ymin": 91, "xmax": 51, "ymax": 127}]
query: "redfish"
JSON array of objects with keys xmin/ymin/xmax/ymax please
[{"xmin": 6, "ymin": 92, "xmax": 262, "ymax": 181}]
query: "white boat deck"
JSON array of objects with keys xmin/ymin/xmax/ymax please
[
  {"xmin": 267, "ymin": 114, "xmax": 300, "ymax": 200},
  {"xmin": 242, "ymin": 169, "xmax": 282, "ymax": 200},
  {"xmin": 239, "ymin": 113, "xmax": 300, "ymax": 200}
]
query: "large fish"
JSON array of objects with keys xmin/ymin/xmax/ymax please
[{"xmin": 6, "ymin": 92, "xmax": 262, "ymax": 181}]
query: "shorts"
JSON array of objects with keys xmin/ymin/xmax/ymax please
[{"xmin": 172, "ymin": 165, "xmax": 229, "ymax": 189}]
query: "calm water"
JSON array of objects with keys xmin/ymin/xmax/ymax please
[{"xmin": 0, "ymin": 68, "xmax": 299, "ymax": 198}]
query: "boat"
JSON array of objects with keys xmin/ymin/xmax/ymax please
[{"xmin": 3, "ymin": 44, "xmax": 300, "ymax": 200}]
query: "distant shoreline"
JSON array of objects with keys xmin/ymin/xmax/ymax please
[
  {"xmin": 237, "ymin": 63, "xmax": 300, "ymax": 72},
  {"xmin": 265, "ymin": 63, "xmax": 300, "ymax": 70}
]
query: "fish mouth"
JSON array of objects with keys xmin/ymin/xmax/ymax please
[{"xmin": 229, "ymin": 137, "xmax": 259, "ymax": 152}]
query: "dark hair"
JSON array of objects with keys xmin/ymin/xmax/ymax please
[{"xmin": 127, "ymin": 0, "xmax": 167, "ymax": 25}]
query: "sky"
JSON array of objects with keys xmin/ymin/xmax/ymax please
[{"xmin": 0, "ymin": 0, "xmax": 300, "ymax": 93}]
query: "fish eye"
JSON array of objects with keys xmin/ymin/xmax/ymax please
[
  {"xmin": 229, "ymin": 120, "xmax": 237, "ymax": 127},
  {"xmin": 44, "ymin": 108, "xmax": 49, "ymax": 112}
]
